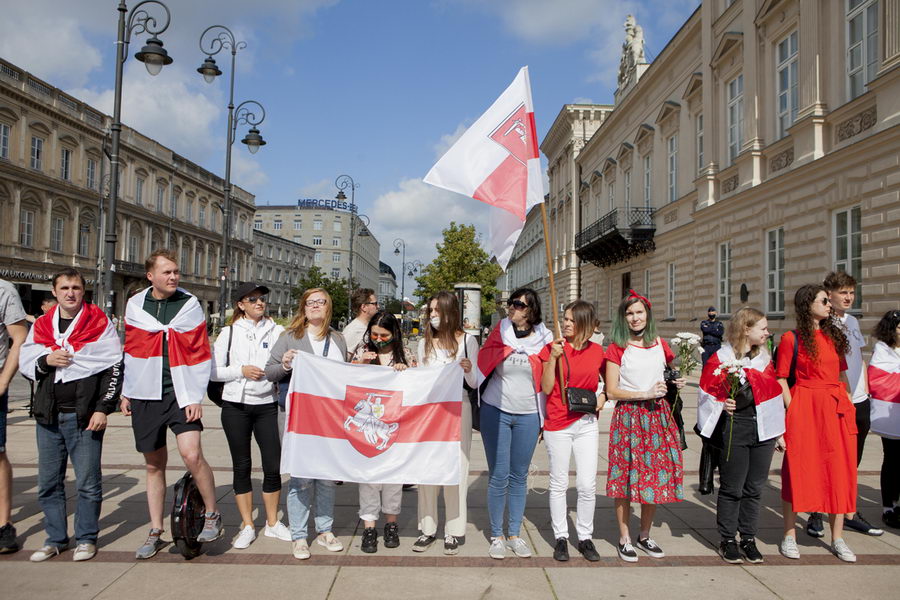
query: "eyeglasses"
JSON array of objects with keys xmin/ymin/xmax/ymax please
[
  {"xmin": 363, "ymin": 301, "xmax": 378, "ymax": 306},
  {"xmin": 305, "ymin": 299, "xmax": 327, "ymax": 307},
  {"xmin": 507, "ymin": 299, "xmax": 529, "ymax": 311},
  {"xmin": 821, "ymin": 298, "xmax": 831, "ymax": 305},
  {"xmin": 242, "ymin": 295, "xmax": 267, "ymax": 304},
  {"xmin": 370, "ymin": 332, "xmax": 392, "ymax": 341}
]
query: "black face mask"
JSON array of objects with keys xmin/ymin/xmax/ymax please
[
  {"xmin": 708, "ymin": 314, "xmax": 717, "ymax": 320},
  {"xmin": 630, "ymin": 327, "xmax": 645, "ymax": 338},
  {"xmin": 514, "ymin": 325, "xmax": 533, "ymax": 338}
]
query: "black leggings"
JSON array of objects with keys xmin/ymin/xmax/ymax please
[
  {"xmin": 854, "ymin": 399, "xmax": 871, "ymax": 465},
  {"xmin": 221, "ymin": 402, "xmax": 282, "ymax": 494},
  {"xmin": 882, "ymin": 437, "xmax": 900, "ymax": 508}
]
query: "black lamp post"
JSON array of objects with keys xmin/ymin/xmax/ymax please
[
  {"xmin": 335, "ymin": 175, "xmax": 359, "ymax": 320},
  {"xmin": 393, "ymin": 238, "xmax": 406, "ymax": 319}
]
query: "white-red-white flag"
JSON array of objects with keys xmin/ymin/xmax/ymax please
[
  {"xmin": 282, "ymin": 353, "xmax": 463, "ymax": 485},
  {"xmin": 869, "ymin": 340, "xmax": 900, "ymax": 438},
  {"xmin": 424, "ymin": 67, "xmax": 543, "ymax": 269}
]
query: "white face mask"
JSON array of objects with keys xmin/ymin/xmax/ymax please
[{"xmin": 430, "ymin": 316, "xmax": 441, "ymax": 330}]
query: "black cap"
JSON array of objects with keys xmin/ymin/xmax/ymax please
[
  {"xmin": 708, "ymin": 306, "xmax": 717, "ymax": 312},
  {"xmin": 233, "ymin": 282, "xmax": 270, "ymax": 302}
]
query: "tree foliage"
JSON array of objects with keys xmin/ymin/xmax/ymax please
[
  {"xmin": 413, "ymin": 222, "xmax": 503, "ymax": 322},
  {"xmin": 291, "ymin": 266, "xmax": 351, "ymax": 327}
]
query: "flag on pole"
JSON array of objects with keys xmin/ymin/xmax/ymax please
[
  {"xmin": 424, "ymin": 67, "xmax": 544, "ymax": 269},
  {"xmin": 282, "ymin": 353, "xmax": 463, "ymax": 485}
]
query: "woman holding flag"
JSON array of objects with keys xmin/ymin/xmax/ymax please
[
  {"xmin": 697, "ymin": 307, "xmax": 785, "ymax": 564},
  {"xmin": 867, "ymin": 310, "xmax": 900, "ymax": 529},
  {"xmin": 477, "ymin": 288, "xmax": 552, "ymax": 560}
]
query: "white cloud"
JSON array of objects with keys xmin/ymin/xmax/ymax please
[
  {"xmin": 232, "ymin": 152, "xmax": 269, "ymax": 191},
  {"xmin": 433, "ymin": 121, "xmax": 471, "ymax": 159},
  {"xmin": 296, "ymin": 178, "xmax": 337, "ymax": 198},
  {"xmin": 572, "ymin": 96, "xmax": 594, "ymax": 104}
]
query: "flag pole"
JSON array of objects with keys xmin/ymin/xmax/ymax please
[{"xmin": 539, "ymin": 202, "xmax": 567, "ymax": 398}]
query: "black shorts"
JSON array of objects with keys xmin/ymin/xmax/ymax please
[{"xmin": 131, "ymin": 392, "xmax": 203, "ymax": 453}]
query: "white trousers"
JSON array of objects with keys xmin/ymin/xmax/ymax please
[
  {"xmin": 358, "ymin": 483, "xmax": 403, "ymax": 522},
  {"xmin": 417, "ymin": 400, "xmax": 472, "ymax": 537},
  {"xmin": 543, "ymin": 413, "xmax": 599, "ymax": 541}
]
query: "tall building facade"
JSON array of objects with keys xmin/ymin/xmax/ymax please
[
  {"xmin": 251, "ymin": 230, "xmax": 315, "ymax": 318},
  {"xmin": 541, "ymin": 0, "xmax": 900, "ymax": 339},
  {"xmin": 0, "ymin": 58, "xmax": 255, "ymax": 317},
  {"xmin": 378, "ymin": 260, "xmax": 398, "ymax": 307},
  {"xmin": 254, "ymin": 200, "xmax": 381, "ymax": 292}
]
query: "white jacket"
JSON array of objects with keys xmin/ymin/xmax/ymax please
[{"xmin": 211, "ymin": 317, "xmax": 285, "ymax": 405}]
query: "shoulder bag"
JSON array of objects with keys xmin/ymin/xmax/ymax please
[{"xmin": 562, "ymin": 343, "xmax": 597, "ymax": 414}]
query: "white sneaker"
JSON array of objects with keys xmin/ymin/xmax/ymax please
[
  {"xmin": 316, "ymin": 532, "xmax": 343, "ymax": 552},
  {"xmin": 72, "ymin": 543, "xmax": 96, "ymax": 561},
  {"xmin": 232, "ymin": 525, "xmax": 256, "ymax": 549},
  {"xmin": 507, "ymin": 537, "xmax": 532, "ymax": 558},
  {"xmin": 779, "ymin": 536, "xmax": 800, "ymax": 559},
  {"xmin": 264, "ymin": 521, "xmax": 291, "ymax": 542},
  {"xmin": 488, "ymin": 537, "xmax": 506, "ymax": 560},
  {"xmin": 30, "ymin": 545, "xmax": 62, "ymax": 562},
  {"xmin": 831, "ymin": 538, "xmax": 856, "ymax": 563},
  {"xmin": 292, "ymin": 539, "xmax": 310, "ymax": 560}
]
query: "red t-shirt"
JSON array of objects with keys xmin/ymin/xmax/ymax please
[{"xmin": 538, "ymin": 340, "xmax": 605, "ymax": 431}]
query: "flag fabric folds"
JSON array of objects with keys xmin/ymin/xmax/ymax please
[
  {"xmin": 869, "ymin": 341, "xmax": 900, "ymax": 439},
  {"xmin": 282, "ymin": 353, "xmax": 464, "ymax": 485},
  {"xmin": 424, "ymin": 66, "xmax": 544, "ymax": 269}
]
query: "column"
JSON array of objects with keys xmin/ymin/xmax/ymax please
[
  {"xmin": 880, "ymin": 0, "xmax": 900, "ymax": 73},
  {"xmin": 70, "ymin": 203, "xmax": 81, "ymax": 264}
]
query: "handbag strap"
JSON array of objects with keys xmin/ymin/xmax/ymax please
[{"xmin": 322, "ymin": 331, "xmax": 332, "ymax": 357}]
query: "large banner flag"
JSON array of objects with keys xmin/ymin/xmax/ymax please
[
  {"xmin": 283, "ymin": 353, "xmax": 463, "ymax": 485},
  {"xmin": 869, "ymin": 341, "xmax": 900, "ymax": 438},
  {"xmin": 424, "ymin": 66, "xmax": 544, "ymax": 269}
]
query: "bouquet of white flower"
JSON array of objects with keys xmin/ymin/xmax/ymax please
[
  {"xmin": 670, "ymin": 332, "xmax": 701, "ymax": 376},
  {"xmin": 713, "ymin": 359, "xmax": 745, "ymax": 461}
]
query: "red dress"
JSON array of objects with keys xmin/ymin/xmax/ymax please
[{"xmin": 776, "ymin": 330, "xmax": 857, "ymax": 513}]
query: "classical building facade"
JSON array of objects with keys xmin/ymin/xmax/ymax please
[
  {"xmin": 542, "ymin": 0, "xmax": 900, "ymax": 340},
  {"xmin": 0, "ymin": 57, "xmax": 256, "ymax": 317},
  {"xmin": 378, "ymin": 260, "xmax": 398, "ymax": 307},
  {"xmin": 498, "ymin": 204, "xmax": 552, "ymax": 310},
  {"xmin": 251, "ymin": 230, "xmax": 315, "ymax": 318},
  {"xmin": 254, "ymin": 201, "xmax": 381, "ymax": 292}
]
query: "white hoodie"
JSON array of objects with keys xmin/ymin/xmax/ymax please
[{"xmin": 211, "ymin": 317, "xmax": 285, "ymax": 405}]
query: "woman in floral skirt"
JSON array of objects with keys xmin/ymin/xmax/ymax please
[{"xmin": 605, "ymin": 290, "xmax": 685, "ymax": 562}]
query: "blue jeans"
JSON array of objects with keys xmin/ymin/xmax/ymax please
[
  {"xmin": 286, "ymin": 478, "xmax": 335, "ymax": 541},
  {"xmin": 479, "ymin": 402, "xmax": 540, "ymax": 538},
  {"xmin": 36, "ymin": 412, "xmax": 104, "ymax": 547}
]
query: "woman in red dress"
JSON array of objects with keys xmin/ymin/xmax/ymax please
[{"xmin": 776, "ymin": 284, "xmax": 857, "ymax": 562}]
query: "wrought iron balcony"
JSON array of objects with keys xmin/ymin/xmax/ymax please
[{"xmin": 575, "ymin": 207, "xmax": 656, "ymax": 268}]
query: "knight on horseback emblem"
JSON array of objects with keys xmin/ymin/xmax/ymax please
[{"xmin": 343, "ymin": 392, "xmax": 399, "ymax": 451}]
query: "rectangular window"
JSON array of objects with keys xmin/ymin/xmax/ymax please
[
  {"xmin": 696, "ymin": 113, "xmax": 704, "ymax": 174},
  {"xmin": 169, "ymin": 189, "xmax": 177, "ymax": 217},
  {"xmin": 727, "ymin": 74, "xmax": 744, "ymax": 164},
  {"xmin": 834, "ymin": 205, "xmax": 862, "ymax": 309},
  {"xmin": 254, "ymin": 220, "xmax": 262, "ymax": 230},
  {"xmin": 135, "ymin": 177, "xmax": 144, "ymax": 205},
  {"xmin": 607, "ymin": 182, "xmax": 615, "ymax": 212},
  {"xmin": 194, "ymin": 251, "xmax": 201, "ymax": 275},
  {"xmin": 766, "ymin": 227, "xmax": 785, "ymax": 313},
  {"xmin": 181, "ymin": 246, "xmax": 189, "ymax": 272},
  {"xmin": 50, "ymin": 217, "xmax": 64, "ymax": 252},
  {"xmin": 313, "ymin": 236, "xmax": 322, "ymax": 246},
  {"xmin": 78, "ymin": 224, "xmax": 90, "ymax": 257},
  {"xmin": 776, "ymin": 31, "xmax": 799, "ymax": 138},
  {"xmin": 621, "ymin": 272, "xmax": 631, "ymax": 293},
  {"xmin": 293, "ymin": 220, "xmax": 302, "ymax": 230},
  {"xmin": 847, "ymin": 0, "xmax": 880, "ymax": 100},
  {"xmin": 60, "ymin": 148, "xmax": 72, "ymax": 180},
  {"xmin": 273, "ymin": 220, "xmax": 282, "ymax": 230},
  {"xmin": 0, "ymin": 123, "xmax": 9, "ymax": 159},
  {"xmin": 667, "ymin": 135, "xmax": 677, "ymax": 203},
  {"xmin": 315, "ymin": 251, "xmax": 322, "ymax": 264},
  {"xmin": 199, "ymin": 205, "xmax": 206, "ymax": 228},
  {"xmin": 332, "ymin": 252, "xmax": 341, "ymax": 263},
  {"xmin": 87, "ymin": 158, "xmax": 96, "ymax": 189},
  {"xmin": 332, "ymin": 237, "xmax": 341, "ymax": 247},
  {"xmin": 187, "ymin": 199, "xmax": 193, "ymax": 224},
  {"xmin": 19, "ymin": 209, "xmax": 34, "ymax": 247},
  {"xmin": 275, "ymin": 268, "xmax": 281, "ymax": 283},
  {"xmin": 331, "ymin": 268, "xmax": 341, "ymax": 279},
  {"xmin": 718, "ymin": 242, "xmax": 732, "ymax": 314},
  {"xmin": 207, "ymin": 251, "xmax": 213, "ymax": 277},
  {"xmin": 293, "ymin": 235, "xmax": 301, "ymax": 243},
  {"xmin": 623, "ymin": 170, "xmax": 632, "ymax": 212},
  {"xmin": 643, "ymin": 155, "xmax": 652, "ymax": 208},
  {"xmin": 313, "ymin": 219, "xmax": 323, "ymax": 231},
  {"xmin": 667, "ymin": 262, "xmax": 676, "ymax": 318},
  {"xmin": 31, "ymin": 136, "xmax": 43, "ymax": 170},
  {"xmin": 129, "ymin": 235, "xmax": 139, "ymax": 264},
  {"xmin": 267, "ymin": 266, "xmax": 274, "ymax": 281},
  {"xmin": 333, "ymin": 220, "xmax": 342, "ymax": 232},
  {"xmin": 156, "ymin": 185, "xmax": 164, "ymax": 212}
]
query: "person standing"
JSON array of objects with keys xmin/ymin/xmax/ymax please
[
  {"xmin": 697, "ymin": 307, "xmax": 785, "ymax": 564},
  {"xmin": 777, "ymin": 284, "xmax": 858, "ymax": 562},
  {"xmin": 0, "ymin": 279, "xmax": 28, "ymax": 554},
  {"xmin": 867, "ymin": 310, "xmax": 900, "ymax": 529},
  {"xmin": 342, "ymin": 288, "xmax": 378, "ymax": 358},
  {"xmin": 211, "ymin": 282, "xmax": 289, "ymax": 549},
  {"xmin": 265, "ymin": 288, "xmax": 347, "ymax": 560},
  {"xmin": 700, "ymin": 306, "xmax": 724, "ymax": 365},
  {"xmin": 121, "ymin": 249, "xmax": 223, "ymax": 559},
  {"xmin": 605, "ymin": 290, "xmax": 685, "ymax": 563},
  {"xmin": 413, "ymin": 292, "xmax": 479, "ymax": 555},
  {"xmin": 539, "ymin": 300, "xmax": 604, "ymax": 562},
  {"xmin": 18, "ymin": 269, "xmax": 122, "ymax": 562},
  {"xmin": 477, "ymin": 288, "xmax": 552, "ymax": 560}
]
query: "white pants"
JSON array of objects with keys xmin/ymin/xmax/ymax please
[
  {"xmin": 359, "ymin": 483, "xmax": 403, "ymax": 522},
  {"xmin": 543, "ymin": 413, "xmax": 599, "ymax": 541},
  {"xmin": 417, "ymin": 400, "xmax": 472, "ymax": 537}
]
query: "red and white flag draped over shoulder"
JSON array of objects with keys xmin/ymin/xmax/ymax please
[
  {"xmin": 282, "ymin": 353, "xmax": 463, "ymax": 485},
  {"xmin": 424, "ymin": 66, "xmax": 544, "ymax": 269},
  {"xmin": 476, "ymin": 318, "xmax": 552, "ymax": 390},
  {"xmin": 123, "ymin": 287, "xmax": 211, "ymax": 407},
  {"xmin": 697, "ymin": 344, "xmax": 785, "ymax": 442},
  {"xmin": 869, "ymin": 341, "xmax": 900, "ymax": 438},
  {"xmin": 19, "ymin": 303, "xmax": 121, "ymax": 383}
]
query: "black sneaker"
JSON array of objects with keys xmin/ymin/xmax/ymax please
[
  {"xmin": 443, "ymin": 535, "xmax": 459, "ymax": 555},
  {"xmin": 412, "ymin": 534, "xmax": 436, "ymax": 552},
  {"xmin": 361, "ymin": 527, "xmax": 378, "ymax": 553},
  {"xmin": 718, "ymin": 538, "xmax": 742, "ymax": 564},
  {"xmin": 0, "ymin": 522, "xmax": 18, "ymax": 554},
  {"xmin": 617, "ymin": 541, "xmax": 638, "ymax": 562},
  {"xmin": 635, "ymin": 537, "xmax": 665, "ymax": 558},
  {"xmin": 383, "ymin": 522, "xmax": 400, "ymax": 548},
  {"xmin": 806, "ymin": 512, "xmax": 825, "ymax": 538},
  {"xmin": 577, "ymin": 539, "xmax": 600, "ymax": 562},
  {"xmin": 845, "ymin": 512, "xmax": 884, "ymax": 536},
  {"xmin": 883, "ymin": 508, "xmax": 900, "ymax": 529},
  {"xmin": 739, "ymin": 538, "xmax": 764, "ymax": 564},
  {"xmin": 553, "ymin": 538, "xmax": 569, "ymax": 562}
]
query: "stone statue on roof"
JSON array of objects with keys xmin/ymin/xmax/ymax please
[{"xmin": 617, "ymin": 15, "xmax": 647, "ymax": 88}]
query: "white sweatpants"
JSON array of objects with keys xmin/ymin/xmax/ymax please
[
  {"xmin": 417, "ymin": 400, "xmax": 472, "ymax": 537},
  {"xmin": 543, "ymin": 413, "xmax": 599, "ymax": 541},
  {"xmin": 359, "ymin": 483, "xmax": 403, "ymax": 522}
]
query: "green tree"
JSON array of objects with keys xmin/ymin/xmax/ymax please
[
  {"xmin": 383, "ymin": 298, "xmax": 404, "ymax": 315},
  {"xmin": 414, "ymin": 222, "xmax": 503, "ymax": 321},
  {"xmin": 292, "ymin": 266, "xmax": 351, "ymax": 327}
]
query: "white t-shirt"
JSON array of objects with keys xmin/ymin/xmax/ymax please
[
  {"xmin": 0, "ymin": 280, "xmax": 26, "ymax": 370},
  {"xmin": 309, "ymin": 334, "xmax": 345, "ymax": 362},
  {"xmin": 341, "ymin": 317, "xmax": 368, "ymax": 358},
  {"xmin": 481, "ymin": 351, "xmax": 537, "ymax": 414},
  {"xmin": 839, "ymin": 313, "xmax": 868, "ymax": 404}
]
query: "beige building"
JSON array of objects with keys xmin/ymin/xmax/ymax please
[
  {"xmin": 498, "ymin": 204, "xmax": 552, "ymax": 311},
  {"xmin": 378, "ymin": 260, "xmax": 398, "ymax": 307},
  {"xmin": 254, "ymin": 202, "xmax": 381, "ymax": 292},
  {"xmin": 251, "ymin": 230, "xmax": 315, "ymax": 318},
  {"xmin": 0, "ymin": 57, "xmax": 255, "ymax": 317},
  {"xmin": 540, "ymin": 0, "xmax": 900, "ymax": 340}
]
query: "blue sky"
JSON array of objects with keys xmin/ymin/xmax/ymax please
[{"xmin": 2, "ymin": 0, "xmax": 698, "ymax": 285}]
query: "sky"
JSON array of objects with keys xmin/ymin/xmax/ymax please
[{"xmin": 1, "ymin": 0, "xmax": 699, "ymax": 295}]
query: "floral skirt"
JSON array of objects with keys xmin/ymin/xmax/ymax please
[{"xmin": 606, "ymin": 399, "xmax": 684, "ymax": 504}]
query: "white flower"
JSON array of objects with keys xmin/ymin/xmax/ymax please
[{"xmin": 713, "ymin": 367, "xmax": 722, "ymax": 376}]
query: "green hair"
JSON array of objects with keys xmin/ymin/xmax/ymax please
[{"xmin": 609, "ymin": 296, "xmax": 658, "ymax": 347}]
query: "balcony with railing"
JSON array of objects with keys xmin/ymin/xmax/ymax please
[{"xmin": 575, "ymin": 207, "xmax": 656, "ymax": 268}]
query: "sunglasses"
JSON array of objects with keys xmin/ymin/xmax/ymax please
[
  {"xmin": 305, "ymin": 299, "xmax": 327, "ymax": 307},
  {"xmin": 241, "ymin": 295, "xmax": 267, "ymax": 304},
  {"xmin": 507, "ymin": 299, "xmax": 529, "ymax": 310},
  {"xmin": 820, "ymin": 297, "xmax": 831, "ymax": 305},
  {"xmin": 370, "ymin": 332, "xmax": 393, "ymax": 340},
  {"xmin": 362, "ymin": 301, "xmax": 379, "ymax": 306}
]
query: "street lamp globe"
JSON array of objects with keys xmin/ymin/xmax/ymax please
[
  {"xmin": 196, "ymin": 56, "xmax": 222, "ymax": 83},
  {"xmin": 241, "ymin": 127, "xmax": 266, "ymax": 154},
  {"xmin": 335, "ymin": 189, "xmax": 347, "ymax": 201},
  {"xmin": 134, "ymin": 36, "xmax": 173, "ymax": 76},
  {"xmin": 394, "ymin": 247, "xmax": 400, "ymax": 255}
]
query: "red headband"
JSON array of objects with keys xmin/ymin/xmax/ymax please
[{"xmin": 627, "ymin": 289, "xmax": 651, "ymax": 309}]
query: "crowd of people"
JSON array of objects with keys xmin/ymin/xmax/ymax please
[{"xmin": 0, "ymin": 250, "xmax": 897, "ymax": 567}]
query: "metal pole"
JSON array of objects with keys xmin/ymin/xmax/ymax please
[
  {"xmin": 335, "ymin": 175, "xmax": 357, "ymax": 321},
  {"xmin": 217, "ymin": 43, "xmax": 237, "ymax": 330}
]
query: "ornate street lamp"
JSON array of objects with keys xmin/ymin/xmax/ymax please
[{"xmin": 335, "ymin": 175, "xmax": 359, "ymax": 320}]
